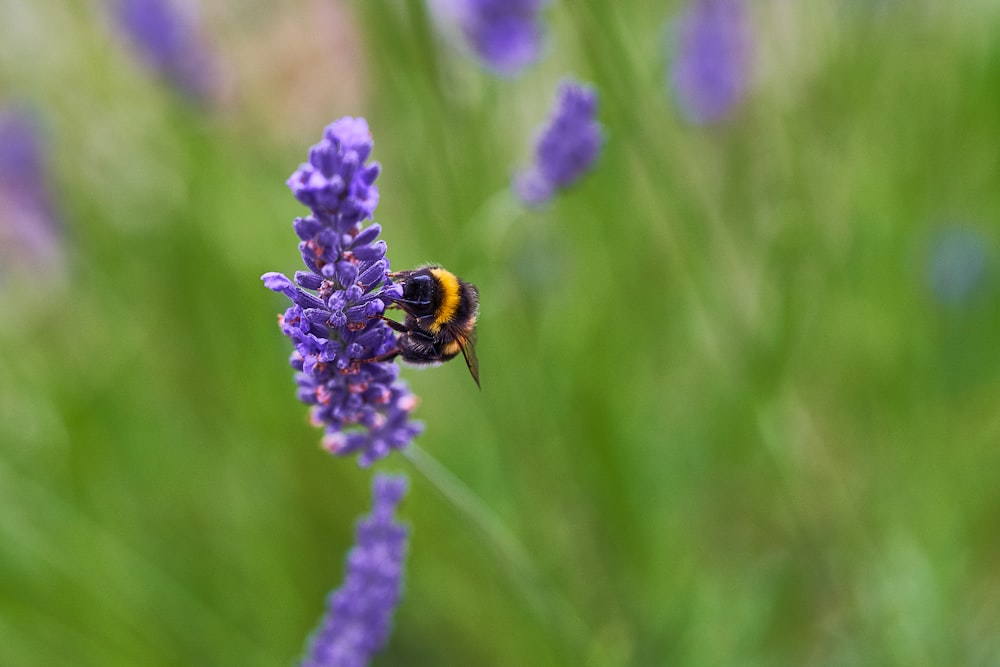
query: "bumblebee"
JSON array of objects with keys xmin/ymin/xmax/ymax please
[{"xmin": 376, "ymin": 265, "xmax": 480, "ymax": 387}]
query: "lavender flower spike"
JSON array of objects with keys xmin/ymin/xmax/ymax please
[
  {"xmin": 458, "ymin": 0, "xmax": 546, "ymax": 76},
  {"xmin": 302, "ymin": 474, "xmax": 410, "ymax": 667},
  {"xmin": 0, "ymin": 107, "xmax": 64, "ymax": 277},
  {"xmin": 263, "ymin": 117, "xmax": 423, "ymax": 466},
  {"xmin": 668, "ymin": 0, "xmax": 752, "ymax": 124},
  {"xmin": 514, "ymin": 79, "xmax": 603, "ymax": 207},
  {"xmin": 114, "ymin": 0, "xmax": 216, "ymax": 102}
]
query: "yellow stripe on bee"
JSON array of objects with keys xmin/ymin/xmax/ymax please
[
  {"xmin": 429, "ymin": 267, "xmax": 460, "ymax": 332},
  {"xmin": 442, "ymin": 340, "xmax": 462, "ymax": 357}
]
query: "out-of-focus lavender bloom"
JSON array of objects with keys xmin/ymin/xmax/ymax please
[
  {"xmin": 514, "ymin": 79, "xmax": 603, "ymax": 207},
  {"xmin": 0, "ymin": 108, "xmax": 63, "ymax": 277},
  {"xmin": 456, "ymin": 0, "xmax": 546, "ymax": 76},
  {"xmin": 114, "ymin": 0, "xmax": 216, "ymax": 102},
  {"xmin": 668, "ymin": 0, "xmax": 752, "ymax": 124},
  {"xmin": 926, "ymin": 226, "xmax": 993, "ymax": 305},
  {"xmin": 302, "ymin": 474, "xmax": 409, "ymax": 667},
  {"xmin": 263, "ymin": 117, "xmax": 423, "ymax": 466}
]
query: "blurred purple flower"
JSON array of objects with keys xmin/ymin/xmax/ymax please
[
  {"xmin": 668, "ymin": 0, "xmax": 752, "ymax": 124},
  {"xmin": 926, "ymin": 226, "xmax": 993, "ymax": 305},
  {"xmin": 263, "ymin": 117, "xmax": 423, "ymax": 466},
  {"xmin": 0, "ymin": 108, "xmax": 64, "ymax": 276},
  {"xmin": 514, "ymin": 79, "xmax": 603, "ymax": 206},
  {"xmin": 114, "ymin": 0, "xmax": 216, "ymax": 102},
  {"xmin": 457, "ymin": 0, "xmax": 545, "ymax": 75},
  {"xmin": 301, "ymin": 474, "xmax": 409, "ymax": 667}
]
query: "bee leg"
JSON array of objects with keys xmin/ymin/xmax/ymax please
[
  {"xmin": 339, "ymin": 346, "xmax": 402, "ymax": 374},
  {"xmin": 341, "ymin": 315, "xmax": 415, "ymax": 370},
  {"xmin": 365, "ymin": 348, "xmax": 402, "ymax": 363},
  {"xmin": 372, "ymin": 314, "xmax": 409, "ymax": 334}
]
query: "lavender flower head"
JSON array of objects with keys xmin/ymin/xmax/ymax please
[
  {"xmin": 514, "ymin": 79, "xmax": 603, "ymax": 207},
  {"xmin": 668, "ymin": 0, "xmax": 752, "ymax": 124},
  {"xmin": 456, "ymin": 0, "xmax": 546, "ymax": 76},
  {"xmin": 0, "ymin": 108, "xmax": 63, "ymax": 276},
  {"xmin": 262, "ymin": 117, "xmax": 423, "ymax": 466},
  {"xmin": 302, "ymin": 474, "xmax": 410, "ymax": 667},
  {"xmin": 114, "ymin": 0, "xmax": 216, "ymax": 102}
]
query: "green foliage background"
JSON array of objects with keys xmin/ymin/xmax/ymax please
[{"xmin": 2, "ymin": 2, "xmax": 1000, "ymax": 665}]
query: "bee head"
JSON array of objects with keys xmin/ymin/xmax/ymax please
[
  {"xmin": 391, "ymin": 269, "xmax": 437, "ymax": 319},
  {"xmin": 401, "ymin": 272, "xmax": 434, "ymax": 304}
]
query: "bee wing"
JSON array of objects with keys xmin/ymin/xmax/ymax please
[{"xmin": 453, "ymin": 324, "xmax": 480, "ymax": 388}]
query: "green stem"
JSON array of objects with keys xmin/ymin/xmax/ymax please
[
  {"xmin": 403, "ymin": 444, "xmax": 589, "ymax": 660},
  {"xmin": 458, "ymin": 185, "xmax": 525, "ymax": 258},
  {"xmin": 0, "ymin": 459, "xmax": 278, "ymax": 662}
]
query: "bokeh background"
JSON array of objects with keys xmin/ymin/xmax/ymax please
[{"xmin": 2, "ymin": 1, "xmax": 1000, "ymax": 665}]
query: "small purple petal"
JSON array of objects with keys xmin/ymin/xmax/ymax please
[
  {"xmin": 335, "ymin": 260, "xmax": 360, "ymax": 288},
  {"xmin": 513, "ymin": 167, "xmax": 554, "ymax": 207},
  {"xmin": 457, "ymin": 0, "xmax": 546, "ymax": 76},
  {"xmin": 353, "ymin": 240, "xmax": 387, "ymax": 262},
  {"xmin": 351, "ymin": 223, "xmax": 382, "ymax": 249},
  {"xmin": 295, "ymin": 271, "xmax": 325, "ymax": 290},
  {"xmin": 113, "ymin": 0, "xmax": 216, "ymax": 103},
  {"xmin": 669, "ymin": 0, "xmax": 753, "ymax": 124},
  {"xmin": 289, "ymin": 215, "xmax": 323, "ymax": 241},
  {"xmin": 357, "ymin": 260, "xmax": 389, "ymax": 290},
  {"xmin": 359, "ymin": 164, "xmax": 380, "ymax": 186},
  {"xmin": 262, "ymin": 272, "xmax": 297, "ymax": 298},
  {"xmin": 0, "ymin": 107, "xmax": 64, "ymax": 275},
  {"xmin": 303, "ymin": 308, "xmax": 333, "ymax": 325}
]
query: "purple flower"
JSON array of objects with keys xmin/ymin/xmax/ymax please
[
  {"xmin": 0, "ymin": 107, "xmax": 63, "ymax": 276},
  {"xmin": 514, "ymin": 79, "xmax": 603, "ymax": 207},
  {"xmin": 302, "ymin": 474, "xmax": 410, "ymax": 667},
  {"xmin": 263, "ymin": 118, "xmax": 423, "ymax": 466},
  {"xmin": 457, "ymin": 0, "xmax": 545, "ymax": 76},
  {"xmin": 668, "ymin": 0, "xmax": 752, "ymax": 124},
  {"xmin": 114, "ymin": 0, "xmax": 216, "ymax": 102}
]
